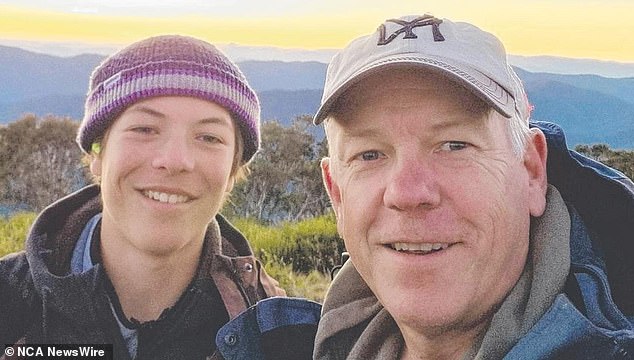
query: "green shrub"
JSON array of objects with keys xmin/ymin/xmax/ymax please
[
  {"xmin": 232, "ymin": 213, "xmax": 345, "ymax": 274},
  {"xmin": 232, "ymin": 217, "xmax": 296, "ymax": 259},
  {"xmin": 263, "ymin": 262, "xmax": 331, "ymax": 302},
  {"xmin": 0, "ymin": 212, "xmax": 35, "ymax": 258}
]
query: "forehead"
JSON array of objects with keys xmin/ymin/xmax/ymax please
[
  {"xmin": 327, "ymin": 67, "xmax": 490, "ymax": 135},
  {"xmin": 336, "ymin": 68, "xmax": 487, "ymax": 116},
  {"xmin": 119, "ymin": 96, "xmax": 233, "ymax": 124}
]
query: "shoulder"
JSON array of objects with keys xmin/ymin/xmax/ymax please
[
  {"xmin": 216, "ymin": 297, "xmax": 322, "ymax": 360},
  {"xmin": 0, "ymin": 250, "xmax": 32, "ymax": 289},
  {"xmin": 510, "ymin": 295, "xmax": 633, "ymax": 358},
  {"xmin": 0, "ymin": 251, "xmax": 38, "ymax": 343}
]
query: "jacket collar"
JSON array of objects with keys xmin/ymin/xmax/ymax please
[{"xmin": 531, "ymin": 121, "xmax": 634, "ymax": 315}]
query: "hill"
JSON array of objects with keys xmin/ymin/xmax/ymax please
[
  {"xmin": 515, "ymin": 68, "xmax": 634, "ymax": 107},
  {"xmin": 525, "ymin": 80, "xmax": 634, "ymax": 148},
  {"xmin": 0, "ymin": 45, "xmax": 102, "ymax": 106},
  {"xmin": 509, "ymin": 55, "xmax": 634, "ymax": 79}
]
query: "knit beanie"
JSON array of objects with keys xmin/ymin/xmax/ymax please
[{"xmin": 77, "ymin": 34, "xmax": 260, "ymax": 163}]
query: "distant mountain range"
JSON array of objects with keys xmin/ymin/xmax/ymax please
[
  {"xmin": 3, "ymin": 39, "xmax": 634, "ymax": 78},
  {"xmin": 1, "ymin": 44, "xmax": 633, "ymax": 148}
]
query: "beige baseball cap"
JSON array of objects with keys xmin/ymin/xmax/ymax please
[{"xmin": 313, "ymin": 14, "xmax": 529, "ymax": 124}]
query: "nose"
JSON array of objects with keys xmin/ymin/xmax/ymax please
[
  {"xmin": 151, "ymin": 136, "xmax": 196, "ymax": 175},
  {"xmin": 383, "ymin": 153, "xmax": 441, "ymax": 211}
]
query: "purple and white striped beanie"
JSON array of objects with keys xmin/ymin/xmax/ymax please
[{"xmin": 77, "ymin": 34, "xmax": 260, "ymax": 163}]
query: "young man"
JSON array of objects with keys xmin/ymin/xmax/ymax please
[
  {"xmin": 0, "ymin": 35, "xmax": 320, "ymax": 360},
  {"xmin": 313, "ymin": 15, "xmax": 634, "ymax": 359}
]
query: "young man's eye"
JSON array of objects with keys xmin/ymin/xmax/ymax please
[
  {"xmin": 131, "ymin": 126, "xmax": 155, "ymax": 134},
  {"xmin": 439, "ymin": 141, "xmax": 469, "ymax": 152},
  {"xmin": 198, "ymin": 134, "xmax": 221, "ymax": 144}
]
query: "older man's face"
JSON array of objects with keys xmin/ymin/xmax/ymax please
[{"xmin": 322, "ymin": 69, "xmax": 547, "ymax": 342}]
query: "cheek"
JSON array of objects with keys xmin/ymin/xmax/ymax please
[
  {"xmin": 337, "ymin": 174, "xmax": 384, "ymax": 247},
  {"xmin": 443, "ymin": 157, "xmax": 528, "ymax": 209},
  {"xmin": 201, "ymin": 155, "xmax": 235, "ymax": 191},
  {"xmin": 101, "ymin": 151, "xmax": 139, "ymax": 182},
  {"xmin": 453, "ymin": 166, "xmax": 531, "ymax": 267},
  {"xmin": 439, "ymin": 160, "xmax": 532, "ymax": 247}
]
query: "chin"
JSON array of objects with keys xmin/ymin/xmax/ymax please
[
  {"xmin": 377, "ymin": 281, "xmax": 458, "ymax": 324},
  {"xmin": 138, "ymin": 233, "xmax": 193, "ymax": 255},
  {"xmin": 387, "ymin": 299, "xmax": 463, "ymax": 335}
]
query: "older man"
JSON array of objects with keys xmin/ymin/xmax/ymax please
[{"xmin": 313, "ymin": 14, "xmax": 634, "ymax": 359}]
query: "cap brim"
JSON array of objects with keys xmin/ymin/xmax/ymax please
[{"xmin": 313, "ymin": 55, "xmax": 514, "ymax": 125}]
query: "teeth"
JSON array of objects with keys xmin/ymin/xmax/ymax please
[
  {"xmin": 391, "ymin": 242, "xmax": 449, "ymax": 253},
  {"xmin": 143, "ymin": 190, "xmax": 189, "ymax": 204}
]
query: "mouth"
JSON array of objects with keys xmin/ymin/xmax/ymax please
[
  {"xmin": 142, "ymin": 190, "xmax": 191, "ymax": 204},
  {"xmin": 388, "ymin": 242, "xmax": 451, "ymax": 255}
]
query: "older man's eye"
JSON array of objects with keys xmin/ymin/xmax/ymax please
[
  {"xmin": 440, "ymin": 141, "xmax": 469, "ymax": 151},
  {"xmin": 356, "ymin": 150, "xmax": 382, "ymax": 161}
]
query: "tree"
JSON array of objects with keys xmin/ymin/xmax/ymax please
[
  {"xmin": 0, "ymin": 115, "xmax": 89, "ymax": 211},
  {"xmin": 225, "ymin": 115, "xmax": 331, "ymax": 223}
]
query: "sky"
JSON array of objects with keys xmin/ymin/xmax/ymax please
[{"xmin": 0, "ymin": 0, "xmax": 633, "ymax": 62}]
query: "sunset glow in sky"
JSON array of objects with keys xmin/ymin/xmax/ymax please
[{"xmin": 1, "ymin": 0, "xmax": 633, "ymax": 62}]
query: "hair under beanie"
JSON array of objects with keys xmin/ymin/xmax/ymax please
[{"xmin": 77, "ymin": 34, "xmax": 260, "ymax": 163}]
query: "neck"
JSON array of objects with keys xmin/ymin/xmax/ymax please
[
  {"xmin": 399, "ymin": 320, "xmax": 488, "ymax": 360},
  {"xmin": 99, "ymin": 221, "xmax": 205, "ymax": 323}
]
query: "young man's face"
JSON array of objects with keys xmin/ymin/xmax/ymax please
[
  {"xmin": 91, "ymin": 96, "xmax": 237, "ymax": 256},
  {"xmin": 322, "ymin": 69, "xmax": 547, "ymax": 342}
]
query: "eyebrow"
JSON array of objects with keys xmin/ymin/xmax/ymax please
[
  {"xmin": 128, "ymin": 105, "xmax": 165, "ymax": 119},
  {"xmin": 198, "ymin": 117, "xmax": 233, "ymax": 127},
  {"xmin": 427, "ymin": 117, "xmax": 481, "ymax": 132},
  {"xmin": 341, "ymin": 117, "xmax": 476, "ymax": 138},
  {"xmin": 340, "ymin": 125, "xmax": 385, "ymax": 140}
]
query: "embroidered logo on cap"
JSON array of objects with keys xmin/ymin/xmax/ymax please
[{"xmin": 377, "ymin": 15, "xmax": 445, "ymax": 46}]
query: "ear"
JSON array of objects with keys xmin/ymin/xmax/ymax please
[
  {"xmin": 225, "ymin": 175, "xmax": 236, "ymax": 193},
  {"xmin": 89, "ymin": 153, "xmax": 102, "ymax": 178},
  {"xmin": 524, "ymin": 128, "xmax": 548, "ymax": 217},
  {"xmin": 321, "ymin": 157, "xmax": 342, "ymax": 217}
]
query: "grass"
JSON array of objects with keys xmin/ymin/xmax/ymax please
[
  {"xmin": 231, "ymin": 214, "xmax": 345, "ymax": 274},
  {"xmin": 0, "ymin": 212, "xmax": 36, "ymax": 257},
  {"xmin": 262, "ymin": 262, "xmax": 331, "ymax": 302}
]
